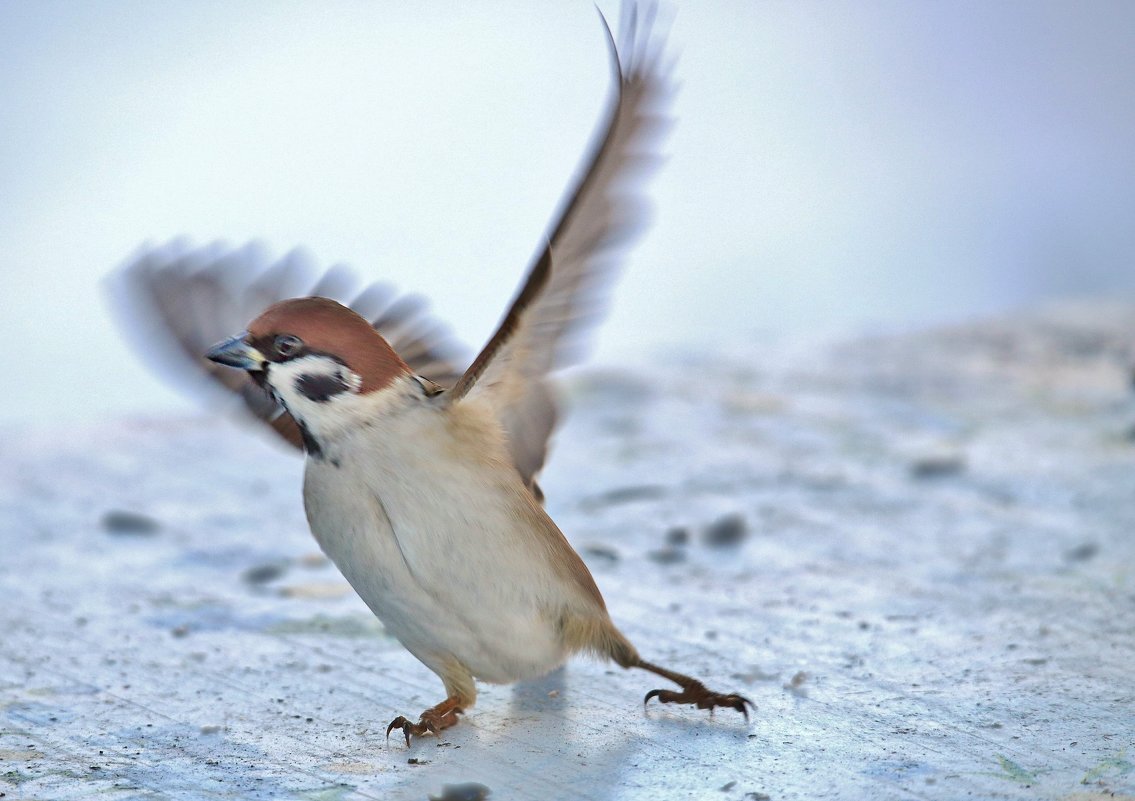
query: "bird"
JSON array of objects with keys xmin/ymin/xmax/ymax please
[{"xmin": 110, "ymin": 4, "xmax": 752, "ymax": 744}]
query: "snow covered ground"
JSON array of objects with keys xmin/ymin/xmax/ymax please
[{"xmin": 1, "ymin": 301, "xmax": 1133, "ymax": 800}]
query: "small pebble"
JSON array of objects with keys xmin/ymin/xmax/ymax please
[
  {"xmin": 429, "ymin": 782, "xmax": 491, "ymax": 801},
  {"xmin": 784, "ymin": 671, "xmax": 808, "ymax": 697},
  {"xmin": 665, "ymin": 527, "xmax": 690, "ymax": 546},
  {"xmin": 242, "ymin": 563, "xmax": 288, "ymax": 585},
  {"xmin": 101, "ymin": 510, "xmax": 160, "ymax": 536},
  {"xmin": 720, "ymin": 780, "xmax": 737, "ymax": 791},
  {"xmin": 909, "ymin": 454, "xmax": 965, "ymax": 479},
  {"xmin": 1064, "ymin": 542, "xmax": 1099, "ymax": 562},
  {"xmin": 581, "ymin": 544, "xmax": 620, "ymax": 563},
  {"xmin": 702, "ymin": 513, "xmax": 748, "ymax": 547},
  {"xmin": 647, "ymin": 547, "xmax": 686, "ymax": 565},
  {"xmin": 200, "ymin": 725, "xmax": 222, "ymax": 735}
]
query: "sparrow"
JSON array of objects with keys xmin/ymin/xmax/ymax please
[{"xmin": 110, "ymin": 3, "xmax": 752, "ymax": 744}]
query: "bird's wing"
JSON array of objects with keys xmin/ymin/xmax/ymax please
[
  {"xmin": 448, "ymin": 4, "xmax": 675, "ymax": 489},
  {"xmin": 107, "ymin": 240, "xmax": 467, "ymax": 450}
]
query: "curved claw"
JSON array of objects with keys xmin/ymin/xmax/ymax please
[
  {"xmin": 726, "ymin": 694, "xmax": 755, "ymax": 722},
  {"xmin": 385, "ymin": 716, "xmax": 413, "ymax": 746}
]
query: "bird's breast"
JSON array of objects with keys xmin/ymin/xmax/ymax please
[{"xmin": 299, "ymin": 397, "xmax": 602, "ymax": 681}]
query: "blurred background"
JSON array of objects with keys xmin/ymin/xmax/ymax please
[{"xmin": 1, "ymin": 1, "xmax": 1133, "ymax": 426}]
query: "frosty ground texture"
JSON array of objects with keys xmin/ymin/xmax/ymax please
[{"xmin": 1, "ymin": 302, "xmax": 1133, "ymax": 800}]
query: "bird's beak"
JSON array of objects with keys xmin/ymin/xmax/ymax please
[{"xmin": 205, "ymin": 334, "xmax": 266, "ymax": 371}]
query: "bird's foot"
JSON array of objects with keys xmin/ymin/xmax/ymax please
[
  {"xmin": 643, "ymin": 679, "xmax": 753, "ymax": 720},
  {"xmin": 385, "ymin": 697, "xmax": 464, "ymax": 746},
  {"xmin": 636, "ymin": 660, "xmax": 753, "ymax": 721}
]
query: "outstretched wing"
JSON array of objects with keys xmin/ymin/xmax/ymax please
[
  {"xmin": 108, "ymin": 2, "xmax": 673, "ymax": 475},
  {"xmin": 449, "ymin": 4, "xmax": 675, "ymax": 488},
  {"xmin": 107, "ymin": 240, "xmax": 467, "ymax": 449}
]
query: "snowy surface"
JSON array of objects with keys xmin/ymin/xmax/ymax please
[{"xmin": 2, "ymin": 302, "xmax": 1134, "ymax": 800}]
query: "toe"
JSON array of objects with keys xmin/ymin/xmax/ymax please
[
  {"xmin": 385, "ymin": 716, "xmax": 416, "ymax": 746},
  {"xmin": 385, "ymin": 716, "xmax": 408, "ymax": 740},
  {"xmin": 644, "ymin": 688, "xmax": 685, "ymax": 708},
  {"xmin": 713, "ymin": 693, "xmax": 754, "ymax": 721}
]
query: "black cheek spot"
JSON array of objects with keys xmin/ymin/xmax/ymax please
[{"xmin": 296, "ymin": 372, "xmax": 350, "ymax": 403}]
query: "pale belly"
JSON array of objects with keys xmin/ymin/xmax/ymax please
[{"xmin": 302, "ymin": 457, "xmax": 570, "ymax": 685}]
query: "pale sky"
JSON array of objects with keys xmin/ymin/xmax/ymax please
[{"xmin": 2, "ymin": 1, "xmax": 1134, "ymax": 426}]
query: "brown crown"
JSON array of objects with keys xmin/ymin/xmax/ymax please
[{"xmin": 248, "ymin": 297, "xmax": 409, "ymax": 394}]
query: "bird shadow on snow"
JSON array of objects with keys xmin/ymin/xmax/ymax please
[
  {"xmin": 381, "ymin": 668, "xmax": 652, "ymax": 798},
  {"xmin": 429, "ymin": 666, "xmax": 752, "ymax": 798}
]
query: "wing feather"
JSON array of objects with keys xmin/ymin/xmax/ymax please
[
  {"xmin": 107, "ymin": 241, "xmax": 467, "ymax": 450},
  {"xmin": 108, "ymin": 1, "xmax": 674, "ymax": 481},
  {"xmin": 449, "ymin": 4, "xmax": 675, "ymax": 489}
]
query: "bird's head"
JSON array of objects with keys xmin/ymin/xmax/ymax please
[{"xmin": 206, "ymin": 297, "xmax": 411, "ymax": 432}]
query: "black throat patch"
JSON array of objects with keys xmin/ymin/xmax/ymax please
[
  {"xmin": 296, "ymin": 420, "xmax": 324, "ymax": 460},
  {"xmin": 295, "ymin": 372, "xmax": 351, "ymax": 403}
]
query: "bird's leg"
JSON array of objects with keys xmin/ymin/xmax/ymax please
[
  {"xmin": 562, "ymin": 616, "xmax": 752, "ymax": 721},
  {"xmin": 636, "ymin": 659, "xmax": 754, "ymax": 720},
  {"xmin": 385, "ymin": 696, "xmax": 464, "ymax": 746}
]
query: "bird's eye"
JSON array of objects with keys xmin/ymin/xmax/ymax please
[{"xmin": 274, "ymin": 334, "xmax": 303, "ymax": 359}]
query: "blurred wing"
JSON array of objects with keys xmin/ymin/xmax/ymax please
[
  {"xmin": 108, "ymin": 240, "xmax": 467, "ymax": 450},
  {"xmin": 449, "ymin": 3, "xmax": 675, "ymax": 488}
]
